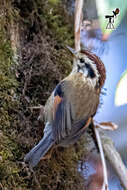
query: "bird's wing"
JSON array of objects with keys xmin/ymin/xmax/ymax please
[
  {"xmin": 52, "ymin": 82, "xmax": 71, "ymax": 143},
  {"xmin": 52, "ymin": 82, "xmax": 91, "ymax": 144}
]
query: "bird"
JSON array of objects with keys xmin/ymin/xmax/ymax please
[
  {"xmin": 112, "ymin": 8, "xmax": 120, "ymax": 17},
  {"xmin": 24, "ymin": 46, "xmax": 106, "ymax": 168}
]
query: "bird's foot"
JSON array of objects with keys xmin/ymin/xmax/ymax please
[
  {"xmin": 40, "ymin": 147, "xmax": 54, "ymax": 160},
  {"xmin": 94, "ymin": 121, "xmax": 118, "ymax": 131},
  {"xmin": 83, "ymin": 117, "xmax": 92, "ymax": 129},
  {"xmin": 41, "ymin": 154, "xmax": 52, "ymax": 160}
]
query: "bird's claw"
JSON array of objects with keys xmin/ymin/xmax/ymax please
[{"xmin": 94, "ymin": 121, "xmax": 118, "ymax": 131}]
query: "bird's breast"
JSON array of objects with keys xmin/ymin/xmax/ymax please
[{"xmin": 63, "ymin": 73, "xmax": 100, "ymax": 121}]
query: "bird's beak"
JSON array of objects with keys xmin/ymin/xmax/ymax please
[{"xmin": 66, "ymin": 46, "xmax": 78, "ymax": 58}]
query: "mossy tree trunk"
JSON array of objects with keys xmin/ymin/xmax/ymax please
[{"xmin": 0, "ymin": 1, "xmax": 93, "ymax": 189}]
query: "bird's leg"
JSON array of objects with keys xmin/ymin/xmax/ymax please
[
  {"xmin": 95, "ymin": 121, "xmax": 118, "ymax": 131},
  {"xmin": 40, "ymin": 146, "xmax": 54, "ymax": 160},
  {"xmin": 41, "ymin": 118, "xmax": 92, "ymax": 161},
  {"xmin": 93, "ymin": 124, "xmax": 109, "ymax": 190},
  {"xmin": 83, "ymin": 117, "xmax": 92, "ymax": 129}
]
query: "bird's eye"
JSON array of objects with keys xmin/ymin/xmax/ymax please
[{"xmin": 80, "ymin": 58, "xmax": 85, "ymax": 63}]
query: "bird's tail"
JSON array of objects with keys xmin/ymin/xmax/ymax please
[{"xmin": 24, "ymin": 124, "xmax": 54, "ymax": 168}]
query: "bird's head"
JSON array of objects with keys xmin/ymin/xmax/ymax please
[{"xmin": 67, "ymin": 46, "xmax": 106, "ymax": 89}]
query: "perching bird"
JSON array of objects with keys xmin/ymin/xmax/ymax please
[
  {"xmin": 112, "ymin": 8, "xmax": 120, "ymax": 17},
  {"xmin": 24, "ymin": 47, "xmax": 106, "ymax": 168}
]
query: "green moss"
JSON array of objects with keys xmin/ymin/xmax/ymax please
[
  {"xmin": 0, "ymin": 19, "xmax": 18, "ymax": 131},
  {"xmin": 0, "ymin": 132, "xmax": 28, "ymax": 189},
  {"xmin": 0, "ymin": 2, "xmax": 28, "ymax": 189},
  {"xmin": 0, "ymin": 0, "xmax": 90, "ymax": 189},
  {"xmin": 43, "ymin": 2, "xmax": 74, "ymax": 45},
  {"xmin": 48, "ymin": 0, "xmax": 59, "ymax": 4}
]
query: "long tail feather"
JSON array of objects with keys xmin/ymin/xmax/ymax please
[{"xmin": 24, "ymin": 130, "xmax": 54, "ymax": 168}]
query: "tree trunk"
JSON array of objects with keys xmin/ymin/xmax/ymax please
[{"xmin": 0, "ymin": 1, "xmax": 93, "ymax": 189}]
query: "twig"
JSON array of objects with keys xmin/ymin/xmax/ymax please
[
  {"xmin": 31, "ymin": 169, "xmax": 41, "ymax": 190},
  {"xmin": 20, "ymin": 162, "xmax": 41, "ymax": 190},
  {"xmin": 94, "ymin": 126, "xmax": 109, "ymax": 190},
  {"xmin": 74, "ymin": 0, "xmax": 83, "ymax": 52},
  {"xmin": 22, "ymin": 65, "xmax": 33, "ymax": 96},
  {"xmin": 28, "ymin": 105, "xmax": 44, "ymax": 110},
  {"xmin": 101, "ymin": 132, "xmax": 127, "ymax": 190}
]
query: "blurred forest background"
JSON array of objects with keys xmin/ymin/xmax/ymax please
[
  {"xmin": 0, "ymin": 0, "xmax": 127, "ymax": 190},
  {"xmin": 81, "ymin": 0, "xmax": 127, "ymax": 189}
]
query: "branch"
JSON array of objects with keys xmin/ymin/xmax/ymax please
[
  {"xmin": 74, "ymin": 0, "xmax": 83, "ymax": 51},
  {"xmin": 101, "ymin": 131, "xmax": 127, "ymax": 190},
  {"xmin": 94, "ymin": 127, "xmax": 108, "ymax": 190}
]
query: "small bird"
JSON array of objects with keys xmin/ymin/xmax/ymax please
[
  {"xmin": 113, "ymin": 8, "xmax": 120, "ymax": 17},
  {"xmin": 24, "ymin": 47, "xmax": 106, "ymax": 168}
]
